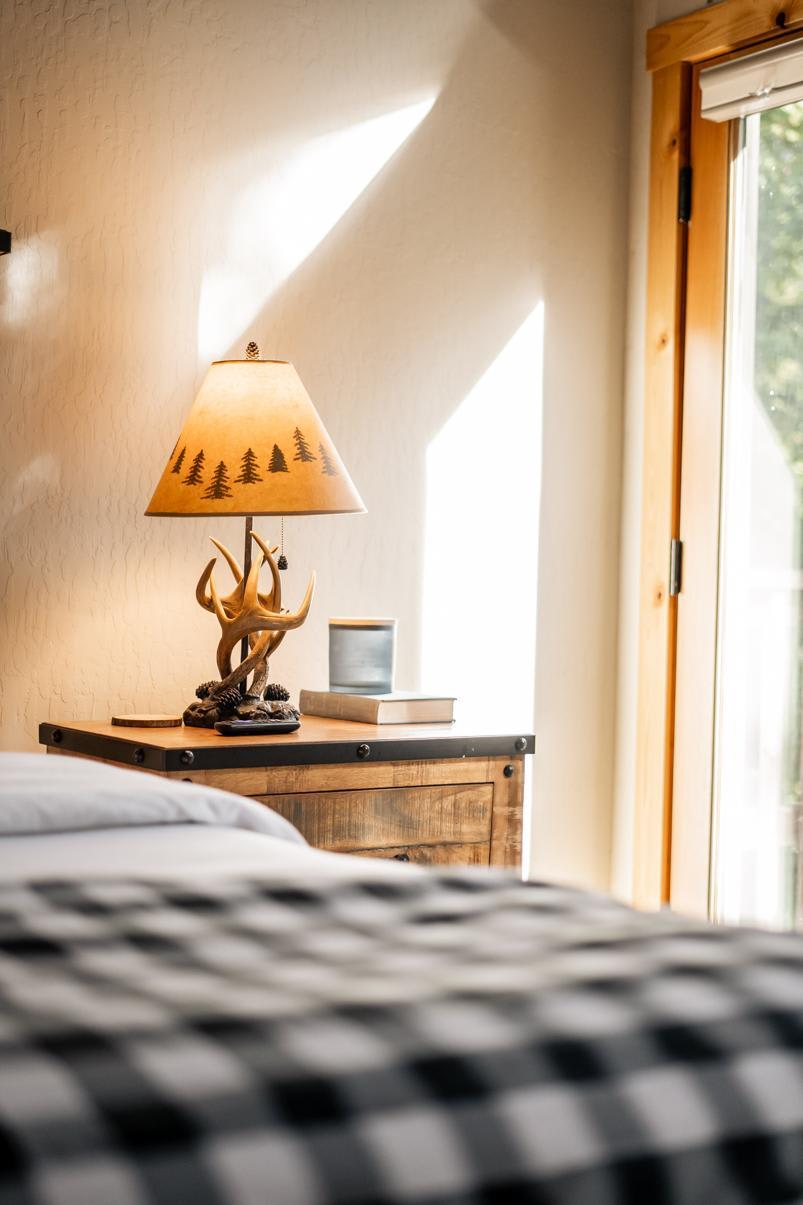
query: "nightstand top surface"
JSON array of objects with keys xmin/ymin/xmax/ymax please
[{"xmin": 40, "ymin": 717, "xmax": 535, "ymax": 774}]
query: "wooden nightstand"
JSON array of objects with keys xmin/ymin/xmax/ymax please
[{"xmin": 39, "ymin": 718, "xmax": 534, "ymax": 869}]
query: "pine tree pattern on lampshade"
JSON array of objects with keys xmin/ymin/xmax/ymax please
[
  {"xmin": 146, "ymin": 359, "xmax": 364, "ymax": 518},
  {"xmin": 292, "ymin": 427, "xmax": 316, "ymax": 463},
  {"xmin": 269, "ymin": 444, "xmax": 289, "ymax": 473},
  {"xmin": 203, "ymin": 461, "xmax": 233, "ymax": 500},
  {"xmin": 182, "ymin": 450, "xmax": 205, "ymax": 486},
  {"xmin": 235, "ymin": 447, "xmax": 262, "ymax": 484},
  {"xmin": 319, "ymin": 443, "xmax": 338, "ymax": 476}
]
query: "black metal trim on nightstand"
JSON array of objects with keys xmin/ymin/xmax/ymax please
[
  {"xmin": 39, "ymin": 725, "xmax": 169, "ymax": 771},
  {"xmin": 39, "ymin": 723, "xmax": 535, "ymax": 773}
]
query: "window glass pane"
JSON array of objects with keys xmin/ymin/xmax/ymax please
[{"xmin": 713, "ymin": 102, "xmax": 803, "ymax": 929}]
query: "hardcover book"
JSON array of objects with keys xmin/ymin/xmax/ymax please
[{"xmin": 299, "ymin": 689, "xmax": 455, "ymax": 725}]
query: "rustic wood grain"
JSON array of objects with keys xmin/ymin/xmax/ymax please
[
  {"xmin": 45, "ymin": 715, "xmax": 515, "ymax": 749},
  {"xmin": 349, "ymin": 842, "xmax": 490, "ymax": 866},
  {"xmin": 633, "ymin": 62, "xmax": 691, "ymax": 909},
  {"xmin": 164, "ymin": 758, "xmax": 497, "ymax": 796},
  {"xmin": 647, "ymin": 1, "xmax": 803, "ymax": 73},
  {"xmin": 263, "ymin": 784, "xmax": 493, "ymax": 852},
  {"xmin": 488, "ymin": 759, "xmax": 524, "ymax": 869}
]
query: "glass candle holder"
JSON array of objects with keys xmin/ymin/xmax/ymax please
[{"xmin": 328, "ymin": 618, "xmax": 397, "ymax": 695}]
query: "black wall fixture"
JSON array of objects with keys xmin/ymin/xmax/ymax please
[{"xmin": 0, "ymin": 231, "xmax": 11, "ymax": 255}]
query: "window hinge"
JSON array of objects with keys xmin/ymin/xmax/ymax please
[
  {"xmin": 678, "ymin": 165, "xmax": 692, "ymax": 223},
  {"xmin": 669, "ymin": 538, "xmax": 683, "ymax": 597}
]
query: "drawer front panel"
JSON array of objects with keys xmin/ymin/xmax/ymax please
[
  {"xmin": 172, "ymin": 758, "xmax": 498, "ymax": 796},
  {"xmin": 349, "ymin": 842, "xmax": 490, "ymax": 866},
  {"xmin": 261, "ymin": 784, "xmax": 493, "ymax": 852}
]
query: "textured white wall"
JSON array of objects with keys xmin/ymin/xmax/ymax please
[{"xmin": 0, "ymin": 0, "xmax": 631, "ymax": 891}]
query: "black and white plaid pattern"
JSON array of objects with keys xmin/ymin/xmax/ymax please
[{"xmin": 2, "ymin": 870, "xmax": 803, "ymax": 1203}]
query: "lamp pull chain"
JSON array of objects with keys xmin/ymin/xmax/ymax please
[{"xmin": 278, "ymin": 516, "xmax": 288, "ymax": 571}]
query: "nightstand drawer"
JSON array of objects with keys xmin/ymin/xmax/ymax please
[
  {"xmin": 262, "ymin": 783, "xmax": 493, "ymax": 852},
  {"xmin": 350, "ymin": 842, "xmax": 490, "ymax": 866}
]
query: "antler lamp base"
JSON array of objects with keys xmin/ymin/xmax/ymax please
[
  {"xmin": 184, "ymin": 686, "xmax": 299, "ymax": 730},
  {"xmin": 182, "ymin": 519, "xmax": 315, "ymax": 729}
]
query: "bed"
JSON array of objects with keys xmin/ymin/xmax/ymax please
[{"xmin": 2, "ymin": 754, "xmax": 803, "ymax": 1204}]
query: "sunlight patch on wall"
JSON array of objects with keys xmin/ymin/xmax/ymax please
[
  {"xmin": 421, "ymin": 305, "xmax": 544, "ymax": 728},
  {"xmin": 197, "ymin": 97, "xmax": 435, "ymax": 360},
  {"xmin": 0, "ymin": 234, "xmax": 61, "ymax": 328}
]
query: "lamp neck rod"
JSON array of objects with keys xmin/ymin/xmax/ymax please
[{"xmin": 240, "ymin": 515, "xmax": 255, "ymax": 694}]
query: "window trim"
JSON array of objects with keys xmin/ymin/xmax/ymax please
[
  {"xmin": 648, "ymin": 1, "xmax": 803, "ymax": 74},
  {"xmin": 635, "ymin": 1, "xmax": 802, "ymax": 909}
]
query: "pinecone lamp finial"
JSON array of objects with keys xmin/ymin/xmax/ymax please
[{"xmin": 245, "ymin": 341, "xmax": 260, "ymax": 360}]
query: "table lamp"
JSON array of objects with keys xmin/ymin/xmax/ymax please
[{"xmin": 146, "ymin": 343, "xmax": 365, "ymax": 728}]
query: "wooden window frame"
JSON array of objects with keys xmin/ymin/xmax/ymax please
[{"xmin": 635, "ymin": 0, "xmax": 803, "ymax": 908}]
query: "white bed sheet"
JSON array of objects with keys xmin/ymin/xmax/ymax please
[
  {"xmin": 0, "ymin": 751, "xmax": 422, "ymax": 885},
  {"xmin": 0, "ymin": 824, "xmax": 422, "ymax": 883}
]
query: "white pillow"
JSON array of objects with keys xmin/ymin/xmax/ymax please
[{"xmin": 0, "ymin": 753, "xmax": 306, "ymax": 845}]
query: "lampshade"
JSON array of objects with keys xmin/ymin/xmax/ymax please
[{"xmin": 146, "ymin": 358, "xmax": 365, "ymax": 517}]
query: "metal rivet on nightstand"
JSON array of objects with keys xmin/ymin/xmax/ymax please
[
  {"xmin": 515, "ymin": 736, "xmax": 527, "ymax": 752},
  {"xmin": 503, "ymin": 764, "xmax": 515, "ymax": 778},
  {"xmin": 51, "ymin": 729, "xmax": 63, "ymax": 744},
  {"xmin": 132, "ymin": 748, "xmax": 145, "ymax": 764},
  {"xmin": 356, "ymin": 743, "xmax": 371, "ymax": 760},
  {"xmin": 180, "ymin": 750, "xmax": 195, "ymax": 767}
]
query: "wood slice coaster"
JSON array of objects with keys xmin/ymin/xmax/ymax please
[{"xmin": 111, "ymin": 714, "xmax": 182, "ymax": 728}]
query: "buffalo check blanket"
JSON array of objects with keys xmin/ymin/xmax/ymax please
[{"xmin": 2, "ymin": 871, "xmax": 803, "ymax": 1204}]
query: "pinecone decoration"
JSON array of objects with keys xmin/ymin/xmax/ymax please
[
  {"xmin": 245, "ymin": 341, "xmax": 260, "ymax": 360},
  {"xmin": 277, "ymin": 554, "xmax": 288, "ymax": 571},
  {"xmin": 214, "ymin": 686, "xmax": 243, "ymax": 713},
  {"xmin": 195, "ymin": 680, "xmax": 219, "ymax": 699},
  {"xmin": 265, "ymin": 683, "xmax": 290, "ymax": 702}
]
